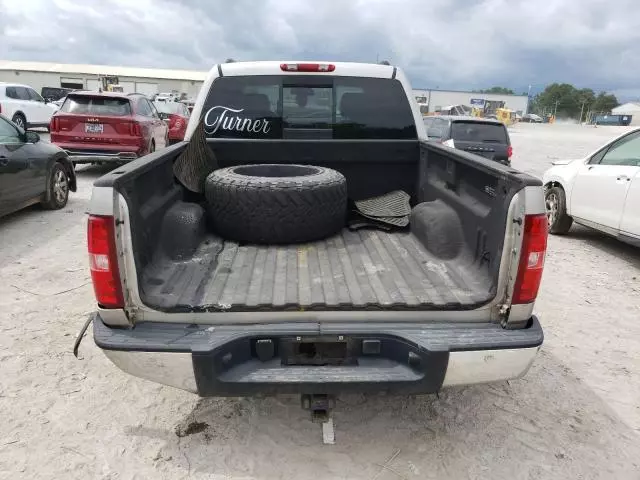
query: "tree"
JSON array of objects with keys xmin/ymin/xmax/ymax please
[
  {"xmin": 576, "ymin": 88, "xmax": 596, "ymax": 121},
  {"xmin": 591, "ymin": 92, "xmax": 619, "ymax": 113},
  {"xmin": 533, "ymin": 83, "xmax": 618, "ymax": 118},
  {"xmin": 535, "ymin": 83, "xmax": 579, "ymax": 117},
  {"xmin": 473, "ymin": 86, "xmax": 515, "ymax": 95}
]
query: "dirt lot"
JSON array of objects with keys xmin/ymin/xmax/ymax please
[{"xmin": 1, "ymin": 124, "xmax": 639, "ymax": 479}]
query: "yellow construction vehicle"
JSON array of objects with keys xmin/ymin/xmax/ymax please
[
  {"xmin": 99, "ymin": 75, "xmax": 124, "ymax": 93},
  {"xmin": 496, "ymin": 108, "xmax": 516, "ymax": 126}
]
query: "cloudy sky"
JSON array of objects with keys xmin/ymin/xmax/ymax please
[{"xmin": 1, "ymin": 0, "xmax": 639, "ymax": 98}]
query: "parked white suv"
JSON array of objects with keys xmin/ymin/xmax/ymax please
[{"xmin": 0, "ymin": 83, "xmax": 57, "ymax": 130}]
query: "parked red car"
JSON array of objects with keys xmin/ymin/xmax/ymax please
[
  {"xmin": 49, "ymin": 92, "xmax": 168, "ymax": 164},
  {"xmin": 153, "ymin": 100, "xmax": 190, "ymax": 144}
]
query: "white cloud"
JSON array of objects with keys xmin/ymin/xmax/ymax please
[{"xmin": 1, "ymin": 0, "xmax": 639, "ymax": 96}]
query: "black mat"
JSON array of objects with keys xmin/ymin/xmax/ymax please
[{"xmin": 349, "ymin": 190, "xmax": 411, "ymax": 230}]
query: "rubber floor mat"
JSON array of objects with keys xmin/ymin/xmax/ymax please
[
  {"xmin": 352, "ymin": 190, "xmax": 411, "ymax": 228},
  {"xmin": 354, "ymin": 190, "xmax": 411, "ymax": 218}
]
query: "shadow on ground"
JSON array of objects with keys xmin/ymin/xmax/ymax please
[
  {"xmin": 73, "ymin": 163, "xmax": 120, "ymax": 178},
  {"xmin": 565, "ymin": 224, "xmax": 640, "ymax": 269}
]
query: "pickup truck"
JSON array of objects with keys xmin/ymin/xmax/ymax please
[{"xmin": 85, "ymin": 61, "xmax": 546, "ymax": 411}]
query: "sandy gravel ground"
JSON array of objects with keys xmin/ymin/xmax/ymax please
[{"xmin": 1, "ymin": 124, "xmax": 639, "ymax": 479}]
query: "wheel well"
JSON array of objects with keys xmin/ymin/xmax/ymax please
[
  {"xmin": 52, "ymin": 157, "xmax": 77, "ymax": 192},
  {"xmin": 544, "ymin": 180, "xmax": 565, "ymax": 191},
  {"xmin": 12, "ymin": 110, "xmax": 26, "ymax": 120}
]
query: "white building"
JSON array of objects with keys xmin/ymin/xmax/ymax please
[
  {"xmin": 0, "ymin": 60, "xmax": 207, "ymax": 98},
  {"xmin": 611, "ymin": 102, "xmax": 640, "ymax": 125},
  {"xmin": 413, "ymin": 88, "xmax": 529, "ymax": 115}
]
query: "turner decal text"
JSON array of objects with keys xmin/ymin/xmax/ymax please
[{"xmin": 203, "ymin": 106, "xmax": 271, "ymax": 135}]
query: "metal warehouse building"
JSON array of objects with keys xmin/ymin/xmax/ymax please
[
  {"xmin": 413, "ymin": 88, "xmax": 529, "ymax": 115},
  {"xmin": 0, "ymin": 60, "xmax": 206, "ymax": 98}
]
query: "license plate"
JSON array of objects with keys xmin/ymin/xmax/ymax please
[{"xmin": 85, "ymin": 123, "xmax": 103, "ymax": 134}]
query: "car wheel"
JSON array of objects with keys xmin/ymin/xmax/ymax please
[
  {"xmin": 545, "ymin": 186, "xmax": 573, "ymax": 234},
  {"xmin": 42, "ymin": 162, "xmax": 70, "ymax": 210},
  {"xmin": 12, "ymin": 113, "xmax": 26, "ymax": 130}
]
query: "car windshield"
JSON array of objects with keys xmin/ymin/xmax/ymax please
[
  {"xmin": 450, "ymin": 121, "xmax": 508, "ymax": 143},
  {"xmin": 154, "ymin": 102, "xmax": 185, "ymax": 115},
  {"xmin": 60, "ymin": 95, "xmax": 131, "ymax": 116}
]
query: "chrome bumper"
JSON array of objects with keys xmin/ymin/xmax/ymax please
[{"xmin": 66, "ymin": 151, "xmax": 138, "ymax": 163}]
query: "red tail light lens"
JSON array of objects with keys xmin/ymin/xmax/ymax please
[
  {"xmin": 50, "ymin": 117, "xmax": 60, "ymax": 132},
  {"xmin": 507, "ymin": 145, "xmax": 513, "ymax": 158},
  {"xmin": 170, "ymin": 115, "xmax": 183, "ymax": 129},
  {"xmin": 513, "ymin": 214, "xmax": 548, "ymax": 304},
  {"xmin": 88, "ymin": 215, "xmax": 124, "ymax": 309},
  {"xmin": 130, "ymin": 122, "xmax": 142, "ymax": 137},
  {"xmin": 280, "ymin": 63, "xmax": 335, "ymax": 72}
]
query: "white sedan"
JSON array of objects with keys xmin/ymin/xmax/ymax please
[{"xmin": 542, "ymin": 128, "xmax": 640, "ymax": 246}]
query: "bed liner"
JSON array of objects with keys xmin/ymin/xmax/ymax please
[{"xmin": 141, "ymin": 228, "xmax": 493, "ymax": 312}]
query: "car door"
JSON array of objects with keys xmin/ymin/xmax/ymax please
[
  {"xmin": 147, "ymin": 100, "xmax": 168, "ymax": 148},
  {"xmin": 570, "ymin": 130, "xmax": 640, "ymax": 232},
  {"xmin": 13, "ymin": 87, "xmax": 39, "ymax": 125},
  {"xmin": 26, "ymin": 87, "xmax": 53, "ymax": 124},
  {"xmin": 0, "ymin": 117, "xmax": 34, "ymax": 212},
  {"xmin": 135, "ymin": 98, "xmax": 158, "ymax": 149},
  {"xmin": 619, "ymin": 168, "xmax": 640, "ymax": 238}
]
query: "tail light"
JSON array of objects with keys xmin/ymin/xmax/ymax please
[
  {"xmin": 130, "ymin": 122, "xmax": 142, "ymax": 137},
  {"xmin": 0, "ymin": 103, "xmax": 2, "ymax": 114},
  {"xmin": 170, "ymin": 115, "xmax": 183, "ymax": 129},
  {"xmin": 280, "ymin": 63, "xmax": 335, "ymax": 72},
  {"xmin": 512, "ymin": 214, "xmax": 548, "ymax": 304},
  {"xmin": 88, "ymin": 215, "xmax": 124, "ymax": 309},
  {"xmin": 50, "ymin": 117, "xmax": 60, "ymax": 132},
  {"xmin": 507, "ymin": 145, "xmax": 513, "ymax": 158}
]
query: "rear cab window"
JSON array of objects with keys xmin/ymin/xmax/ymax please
[
  {"xmin": 60, "ymin": 95, "xmax": 132, "ymax": 116},
  {"xmin": 202, "ymin": 76, "xmax": 417, "ymax": 139},
  {"xmin": 450, "ymin": 121, "xmax": 509, "ymax": 144}
]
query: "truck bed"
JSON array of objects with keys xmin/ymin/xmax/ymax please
[{"xmin": 141, "ymin": 227, "xmax": 492, "ymax": 311}]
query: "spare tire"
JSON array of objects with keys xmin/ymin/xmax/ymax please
[{"xmin": 205, "ymin": 164, "xmax": 347, "ymax": 244}]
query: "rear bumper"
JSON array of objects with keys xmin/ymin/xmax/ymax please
[
  {"xmin": 93, "ymin": 315, "xmax": 543, "ymax": 396},
  {"xmin": 65, "ymin": 150, "xmax": 139, "ymax": 164}
]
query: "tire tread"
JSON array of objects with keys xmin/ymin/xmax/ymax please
[{"xmin": 204, "ymin": 165, "xmax": 347, "ymax": 243}]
